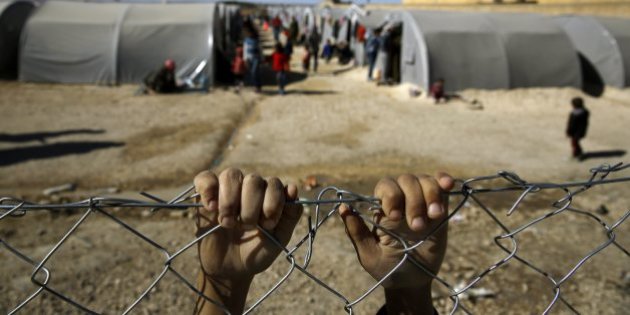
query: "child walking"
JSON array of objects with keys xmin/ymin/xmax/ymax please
[{"xmin": 271, "ymin": 43, "xmax": 289, "ymax": 95}]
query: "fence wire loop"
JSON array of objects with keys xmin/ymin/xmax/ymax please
[{"xmin": 1, "ymin": 163, "xmax": 629, "ymax": 314}]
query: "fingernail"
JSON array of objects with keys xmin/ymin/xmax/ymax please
[
  {"xmin": 220, "ymin": 216, "xmax": 235, "ymax": 228},
  {"xmin": 412, "ymin": 217, "xmax": 425, "ymax": 230},
  {"xmin": 428, "ymin": 203, "xmax": 443, "ymax": 218},
  {"xmin": 389, "ymin": 210, "xmax": 402, "ymax": 220}
]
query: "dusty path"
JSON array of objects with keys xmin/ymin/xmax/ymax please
[{"xmin": 217, "ymin": 63, "xmax": 630, "ymax": 186}]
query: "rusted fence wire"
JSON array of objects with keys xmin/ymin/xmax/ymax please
[{"xmin": 1, "ymin": 162, "xmax": 628, "ymax": 314}]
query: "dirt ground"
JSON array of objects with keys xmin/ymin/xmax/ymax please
[{"xmin": 1, "ymin": 26, "xmax": 630, "ymax": 315}]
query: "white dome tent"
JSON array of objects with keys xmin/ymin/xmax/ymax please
[
  {"xmin": 555, "ymin": 15, "xmax": 630, "ymax": 88},
  {"xmin": 19, "ymin": 1, "xmax": 220, "ymax": 85},
  {"xmin": 400, "ymin": 10, "xmax": 581, "ymax": 92}
]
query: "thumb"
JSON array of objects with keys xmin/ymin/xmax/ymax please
[{"xmin": 338, "ymin": 204, "xmax": 378, "ymax": 261}]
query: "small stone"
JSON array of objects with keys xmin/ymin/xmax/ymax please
[
  {"xmin": 596, "ymin": 204, "xmax": 609, "ymax": 215},
  {"xmin": 303, "ymin": 175, "xmax": 318, "ymax": 191},
  {"xmin": 43, "ymin": 183, "xmax": 76, "ymax": 196},
  {"xmin": 169, "ymin": 210, "xmax": 186, "ymax": 218}
]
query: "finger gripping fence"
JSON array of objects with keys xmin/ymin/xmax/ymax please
[{"xmin": 1, "ymin": 163, "xmax": 629, "ymax": 314}]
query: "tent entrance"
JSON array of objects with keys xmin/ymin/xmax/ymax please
[
  {"xmin": 0, "ymin": 2, "xmax": 35, "ymax": 80},
  {"xmin": 578, "ymin": 53, "xmax": 605, "ymax": 97},
  {"xmin": 379, "ymin": 23, "xmax": 402, "ymax": 84}
]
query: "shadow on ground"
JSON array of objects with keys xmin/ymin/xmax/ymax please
[
  {"xmin": 259, "ymin": 67, "xmax": 308, "ymax": 87},
  {"xmin": 258, "ymin": 89, "xmax": 337, "ymax": 96},
  {"xmin": 0, "ymin": 141, "xmax": 124, "ymax": 166},
  {"xmin": 0, "ymin": 129, "xmax": 105, "ymax": 144},
  {"xmin": 580, "ymin": 150, "xmax": 626, "ymax": 161}
]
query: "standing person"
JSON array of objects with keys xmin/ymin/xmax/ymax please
[
  {"xmin": 284, "ymin": 37, "xmax": 294, "ymax": 61},
  {"xmin": 307, "ymin": 26, "xmax": 321, "ymax": 73},
  {"xmin": 231, "ymin": 46, "xmax": 247, "ymax": 93},
  {"xmin": 302, "ymin": 46, "xmax": 311, "ymax": 72},
  {"xmin": 366, "ymin": 29, "xmax": 380, "ymax": 81},
  {"xmin": 378, "ymin": 27, "xmax": 392, "ymax": 85},
  {"xmin": 243, "ymin": 29, "xmax": 262, "ymax": 93},
  {"xmin": 321, "ymin": 39, "xmax": 334, "ymax": 64},
  {"xmin": 271, "ymin": 15, "xmax": 282, "ymax": 42},
  {"xmin": 271, "ymin": 43, "xmax": 289, "ymax": 95},
  {"xmin": 566, "ymin": 97, "xmax": 590, "ymax": 159},
  {"xmin": 289, "ymin": 16, "xmax": 299, "ymax": 43}
]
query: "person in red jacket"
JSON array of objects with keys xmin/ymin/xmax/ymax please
[
  {"xmin": 231, "ymin": 46, "xmax": 247, "ymax": 92},
  {"xmin": 271, "ymin": 42, "xmax": 289, "ymax": 95}
]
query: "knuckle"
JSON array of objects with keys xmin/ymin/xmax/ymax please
[
  {"xmin": 221, "ymin": 167, "xmax": 243, "ymax": 182},
  {"xmin": 194, "ymin": 170, "xmax": 216, "ymax": 187},
  {"xmin": 397, "ymin": 173, "xmax": 417, "ymax": 184},
  {"xmin": 266, "ymin": 177, "xmax": 283, "ymax": 189},
  {"xmin": 419, "ymin": 176, "xmax": 439, "ymax": 189},
  {"xmin": 244, "ymin": 173, "xmax": 264, "ymax": 187}
]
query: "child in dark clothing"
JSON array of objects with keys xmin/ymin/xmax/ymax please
[
  {"xmin": 566, "ymin": 97, "xmax": 590, "ymax": 159},
  {"xmin": 271, "ymin": 43, "xmax": 289, "ymax": 95},
  {"xmin": 144, "ymin": 59, "xmax": 183, "ymax": 94}
]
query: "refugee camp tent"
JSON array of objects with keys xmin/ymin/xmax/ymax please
[
  {"xmin": 302, "ymin": 6, "xmax": 316, "ymax": 32},
  {"xmin": 20, "ymin": 1, "xmax": 128, "ymax": 84},
  {"xmin": 484, "ymin": 13, "xmax": 581, "ymax": 89},
  {"xmin": 401, "ymin": 11, "xmax": 509, "ymax": 91},
  {"xmin": 20, "ymin": 1, "xmax": 219, "ymax": 85},
  {"xmin": 595, "ymin": 17, "xmax": 630, "ymax": 87},
  {"xmin": 555, "ymin": 15, "xmax": 630, "ymax": 88},
  {"xmin": 355, "ymin": 10, "xmax": 398, "ymax": 66},
  {"xmin": 360, "ymin": 9, "xmax": 393, "ymax": 29},
  {"xmin": 319, "ymin": 7, "xmax": 349, "ymax": 46},
  {"xmin": 0, "ymin": 0, "xmax": 36, "ymax": 80},
  {"xmin": 400, "ymin": 10, "xmax": 581, "ymax": 92},
  {"xmin": 117, "ymin": 3, "xmax": 219, "ymax": 85}
]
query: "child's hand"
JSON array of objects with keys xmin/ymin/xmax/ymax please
[{"xmin": 339, "ymin": 173, "xmax": 454, "ymax": 314}]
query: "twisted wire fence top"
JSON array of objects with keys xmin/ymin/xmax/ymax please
[{"xmin": 1, "ymin": 163, "xmax": 629, "ymax": 314}]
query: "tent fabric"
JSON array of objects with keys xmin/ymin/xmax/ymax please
[
  {"xmin": 0, "ymin": 0, "xmax": 36, "ymax": 80},
  {"xmin": 484, "ymin": 13, "xmax": 581, "ymax": 89},
  {"xmin": 117, "ymin": 3, "xmax": 217, "ymax": 84},
  {"xmin": 20, "ymin": 1, "xmax": 128, "ymax": 84},
  {"xmin": 554, "ymin": 15, "xmax": 625, "ymax": 88},
  {"xmin": 594, "ymin": 17, "xmax": 630, "ymax": 87},
  {"xmin": 401, "ymin": 10, "xmax": 581, "ymax": 91},
  {"xmin": 360, "ymin": 10, "xmax": 396, "ymax": 29},
  {"xmin": 20, "ymin": 1, "xmax": 217, "ymax": 85},
  {"xmin": 401, "ymin": 11, "xmax": 509, "ymax": 92}
]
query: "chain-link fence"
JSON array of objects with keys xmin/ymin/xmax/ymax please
[{"xmin": 1, "ymin": 163, "xmax": 629, "ymax": 314}]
